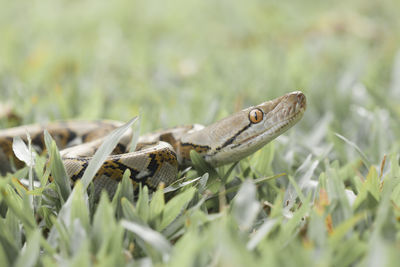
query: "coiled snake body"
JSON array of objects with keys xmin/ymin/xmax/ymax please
[{"xmin": 0, "ymin": 92, "xmax": 306, "ymax": 194}]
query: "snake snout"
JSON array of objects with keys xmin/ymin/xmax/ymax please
[
  {"xmin": 291, "ymin": 91, "xmax": 306, "ymax": 112},
  {"xmin": 297, "ymin": 92, "xmax": 306, "ymax": 107}
]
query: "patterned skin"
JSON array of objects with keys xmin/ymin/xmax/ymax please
[{"xmin": 0, "ymin": 91, "xmax": 306, "ymax": 194}]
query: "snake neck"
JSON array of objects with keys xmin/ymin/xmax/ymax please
[{"xmin": 137, "ymin": 91, "xmax": 306, "ymax": 168}]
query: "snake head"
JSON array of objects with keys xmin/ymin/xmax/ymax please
[{"xmin": 181, "ymin": 91, "xmax": 307, "ymax": 167}]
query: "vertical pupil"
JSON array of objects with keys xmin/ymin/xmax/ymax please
[{"xmin": 249, "ymin": 109, "xmax": 262, "ymax": 123}]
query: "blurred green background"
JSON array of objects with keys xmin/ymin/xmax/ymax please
[{"xmin": 2, "ymin": 0, "xmax": 399, "ymax": 160}]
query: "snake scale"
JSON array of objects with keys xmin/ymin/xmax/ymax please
[{"xmin": 0, "ymin": 91, "xmax": 306, "ymax": 195}]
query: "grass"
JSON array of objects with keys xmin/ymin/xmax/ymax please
[{"xmin": 1, "ymin": 0, "xmax": 400, "ymax": 266}]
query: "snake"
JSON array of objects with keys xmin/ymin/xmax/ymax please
[{"xmin": 0, "ymin": 91, "xmax": 306, "ymax": 195}]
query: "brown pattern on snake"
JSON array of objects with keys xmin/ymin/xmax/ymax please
[
  {"xmin": 0, "ymin": 136, "xmax": 24, "ymax": 169},
  {"xmin": 67, "ymin": 147, "xmax": 177, "ymax": 189},
  {"xmin": 178, "ymin": 143, "xmax": 211, "ymax": 160}
]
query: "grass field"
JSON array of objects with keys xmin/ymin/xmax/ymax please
[{"xmin": 1, "ymin": 0, "xmax": 400, "ymax": 266}]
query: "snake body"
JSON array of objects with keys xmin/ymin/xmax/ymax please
[{"xmin": 0, "ymin": 92, "xmax": 306, "ymax": 194}]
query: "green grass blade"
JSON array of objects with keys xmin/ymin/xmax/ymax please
[
  {"xmin": 14, "ymin": 230, "xmax": 40, "ymax": 267},
  {"xmin": 335, "ymin": 133, "xmax": 371, "ymax": 168},
  {"xmin": 163, "ymin": 175, "xmax": 203, "ymax": 194},
  {"xmin": 121, "ymin": 219, "xmax": 172, "ymax": 261},
  {"xmin": 149, "ymin": 188, "xmax": 165, "ymax": 225},
  {"xmin": 0, "ymin": 242, "xmax": 10, "ymax": 267},
  {"xmin": 12, "ymin": 136, "xmax": 35, "ymax": 168},
  {"xmin": 190, "ymin": 150, "xmax": 219, "ymax": 180},
  {"xmin": 44, "ymin": 130, "xmax": 71, "ymax": 201},
  {"xmin": 80, "ymin": 117, "xmax": 138, "ymax": 190},
  {"xmin": 159, "ymin": 187, "xmax": 196, "ymax": 231},
  {"xmin": 232, "ymin": 180, "xmax": 260, "ymax": 231},
  {"xmin": 246, "ymin": 219, "xmax": 278, "ymax": 250}
]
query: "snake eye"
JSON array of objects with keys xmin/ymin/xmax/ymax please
[{"xmin": 249, "ymin": 108, "xmax": 263, "ymax": 124}]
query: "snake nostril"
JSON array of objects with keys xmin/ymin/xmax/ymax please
[
  {"xmin": 297, "ymin": 93, "xmax": 303, "ymax": 103},
  {"xmin": 296, "ymin": 93, "xmax": 306, "ymax": 107}
]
